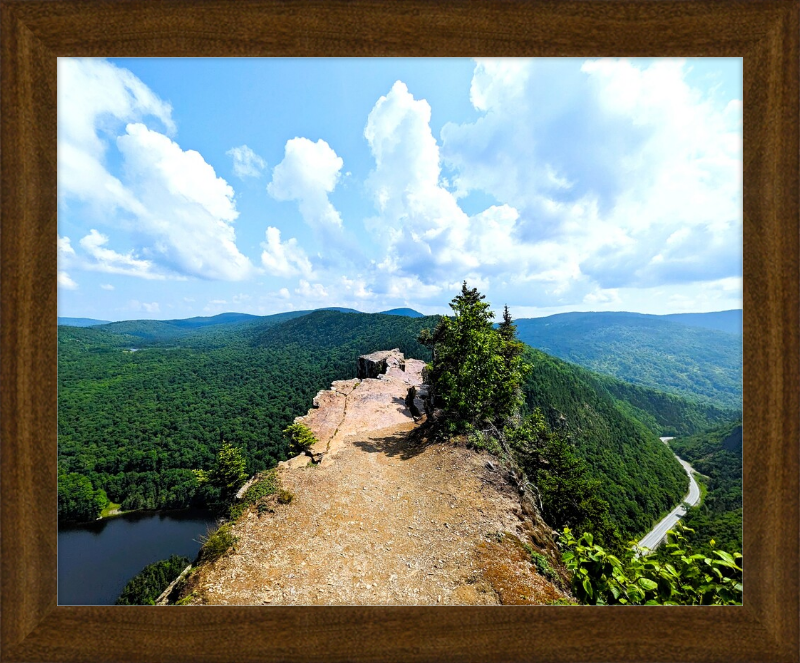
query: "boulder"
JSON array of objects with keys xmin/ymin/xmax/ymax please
[{"xmin": 357, "ymin": 349, "xmax": 405, "ymax": 379}]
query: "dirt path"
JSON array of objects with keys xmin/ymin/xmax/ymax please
[{"xmin": 186, "ymin": 359, "xmax": 567, "ymax": 605}]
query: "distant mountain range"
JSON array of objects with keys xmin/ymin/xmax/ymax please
[
  {"xmin": 659, "ymin": 310, "xmax": 741, "ymax": 335},
  {"xmin": 57, "ymin": 317, "xmax": 111, "ymax": 327},
  {"xmin": 379, "ymin": 308, "xmax": 425, "ymax": 317},
  {"xmin": 59, "ymin": 307, "xmax": 741, "ymax": 409},
  {"xmin": 514, "ymin": 310, "xmax": 742, "ymax": 408},
  {"xmin": 57, "ymin": 307, "xmax": 426, "ymax": 330}
]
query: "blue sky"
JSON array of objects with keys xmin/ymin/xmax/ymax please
[{"xmin": 57, "ymin": 58, "xmax": 742, "ymax": 321}]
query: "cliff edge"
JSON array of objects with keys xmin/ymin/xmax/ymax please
[{"xmin": 179, "ymin": 351, "xmax": 568, "ymax": 605}]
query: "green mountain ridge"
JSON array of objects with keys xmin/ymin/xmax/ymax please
[{"xmin": 515, "ymin": 311, "xmax": 742, "ymax": 409}]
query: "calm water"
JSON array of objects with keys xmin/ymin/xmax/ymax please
[{"xmin": 58, "ymin": 509, "xmax": 217, "ymax": 605}]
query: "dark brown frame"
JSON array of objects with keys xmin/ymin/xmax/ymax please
[{"xmin": 2, "ymin": 1, "xmax": 797, "ymax": 661}]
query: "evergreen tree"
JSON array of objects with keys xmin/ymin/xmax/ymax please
[
  {"xmin": 506, "ymin": 410, "xmax": 621, "ymax": 550},
  {"xmin": 498, "ymin": 305, "xmax": 517, "ymax": 341},
  {"xmin": 116, "ymin": 555, "xmax": 190, "ymax": 605},
  {"xmin": 283, "ymin": 422, "xmax": 317, "ymax": 455},
  {"xmin": 194, "ymin": 441, "xmax": 248, "ymax": 501},
  {"xmin": 420, "ymin": 282, "xmax": 526, "ymax": 429}
]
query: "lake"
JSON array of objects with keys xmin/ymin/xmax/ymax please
[{"xmin": 58, "ymin": 509, "xmax": 218, "ymax": 605}]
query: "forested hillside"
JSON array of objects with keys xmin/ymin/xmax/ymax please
[
  {"xmin": 514, "ymin": 312, "xmax": 742, "ymax": 408},
  {"xmin": 57, "ymin": 312, "xmax": 435, "ymax": 519},
  {"xmin": 521, "ymin": 348, "xmax": 688, "ymax": 537},
  {"xmin": 587, "ymin": 374, "xmax": 739, "ymax": 437},
  {"xmin": 667, "ymin": 421, "xmax": 742, "ymax": 554}
]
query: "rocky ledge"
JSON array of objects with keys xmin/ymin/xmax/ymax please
[{"xmin": 280, "ymin": 350, "xmax": 427, "ymax": 468}]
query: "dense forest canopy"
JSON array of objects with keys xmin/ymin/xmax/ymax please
[{"xmin": 520, "ymin": 346, "xmax": 689, "ymax": 537}]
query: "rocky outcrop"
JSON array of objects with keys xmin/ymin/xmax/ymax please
[
  {"xmin": 357, "ymin": 349, "xmax": 405, "ymax": 379},
  {"xmin": 281, "ymin": 351, "xmax": 425, "ymax": 468},
  {"xmin": 181, "ymin": 350, "xmax": 567, "ymax": 606}
]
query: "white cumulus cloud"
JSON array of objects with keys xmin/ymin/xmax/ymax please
[
  {"xmin": 260, "ymin": 227, "xmax": 314, "ymax": 279},
  {"xmin": 364, "ymin": 81, "xmax": 476, "ymax": 287},
  {"xmin": 58, "ymin": 271, "xmax": 78, "ymax": 290},
  {"xmin": 58, "ymin": 59, "xmax": 255, "ymax": 283},
  {"xmin": 116, "ymin": 123, "xmax": 255, "ymax": 281},
  {"xmin": 79, "ymin": 229, "xmax": 164, "ymax": 279},
  {"xmin": 58, "ymin": 58, "xmax": 172, "ymax": 214},
  {"xmin": 128, "ymin": 300, "xmax": 160, "ymax": 313},
  {"xmin": 295, "ymin": 280, "xmax": 328, "ymax": 300},
  {"xmin": 268, "ymin": 138, "xmax": 344, "ymax": 229},
  {"xmin": 227, "ymin": 144, "xmax": 266, "ymax": 179},
  {"xmin": 436, "ymin": 58, "xmax": 742, "ymax": 306}
]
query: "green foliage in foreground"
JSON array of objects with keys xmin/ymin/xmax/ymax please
[
  {"xmin": 115, "ymin": 555, "xmax": 189, "ymax": 605},
  {"xmin": 283, "ymin": 423, "xmax": 317, "ymax": 455},
  {"xmin": 58, "ymin": 469, "xmax": 108, "ymax": 522},
  {"xmin": 522, "ymin": 542, "xmax": 561, "ymax": 587},
  {"xmin": 560, "ymin": 524, "xmax": 742, "ymax": 605}
]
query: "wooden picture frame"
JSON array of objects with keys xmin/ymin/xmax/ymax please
[{"xmin": 1, "ymin": 1, "xmax": 797, "ymax": 661}]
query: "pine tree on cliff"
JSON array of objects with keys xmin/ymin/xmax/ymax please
[
  {"xmin": 420, "ymin": 282, "xmax": 527, "ymax": 430},
  {"xmin": 494, "ymin": 304, "xmax": 527, "ymax": 422}
]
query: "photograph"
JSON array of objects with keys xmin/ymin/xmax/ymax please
[{"xmin": 57, "ymin": 56, "xmax": 743, "ymax": 607}]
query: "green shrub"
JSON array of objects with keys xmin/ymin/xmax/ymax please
[
  {"xmin": 466, "ymin": 425, "xmax": 501, "ymax": 455},
  {"xmin": 277, "ymin": 489, "xmax": 294, "ymax": 504},
  {"xmin": 197, "ymin": 524, "xmax": 237, "ymax": 563},
  {"xmin": 193, "ymin": 441, "xmax": 248, "ymax": 502},
  {"xmin": 523, "ymin": 544, "xmax": 559, "ymax": 586},
  {"xmin": 283, "ymin": 423, "xmax": 318, "ymax": 455},
  {"xmin": 560, "ymin": 522, "xmax": 742, "ymax": 605},
  {"xmin": 228, "ymin": 470, "xmax": 281, "ymax": 520},
  {"xmin": 243, "ymin": 470, "xmax": 279, "ymax": 502}
]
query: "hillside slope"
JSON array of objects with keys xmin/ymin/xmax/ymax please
[
  {"xmin": 180, "ymin": 357, "xmax": 567, "ymax": 605},
  {"xmin": 522, "ymin": 347, "xmax": 688, "ymax": 537},
  {"xmin": 515, "ymin": 311, "xmax": 742, "ymax": 408}
]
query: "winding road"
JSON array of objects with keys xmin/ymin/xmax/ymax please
[{"xmin": 636, "ymin": 437, "xmax": 701, "ymax": 552}]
